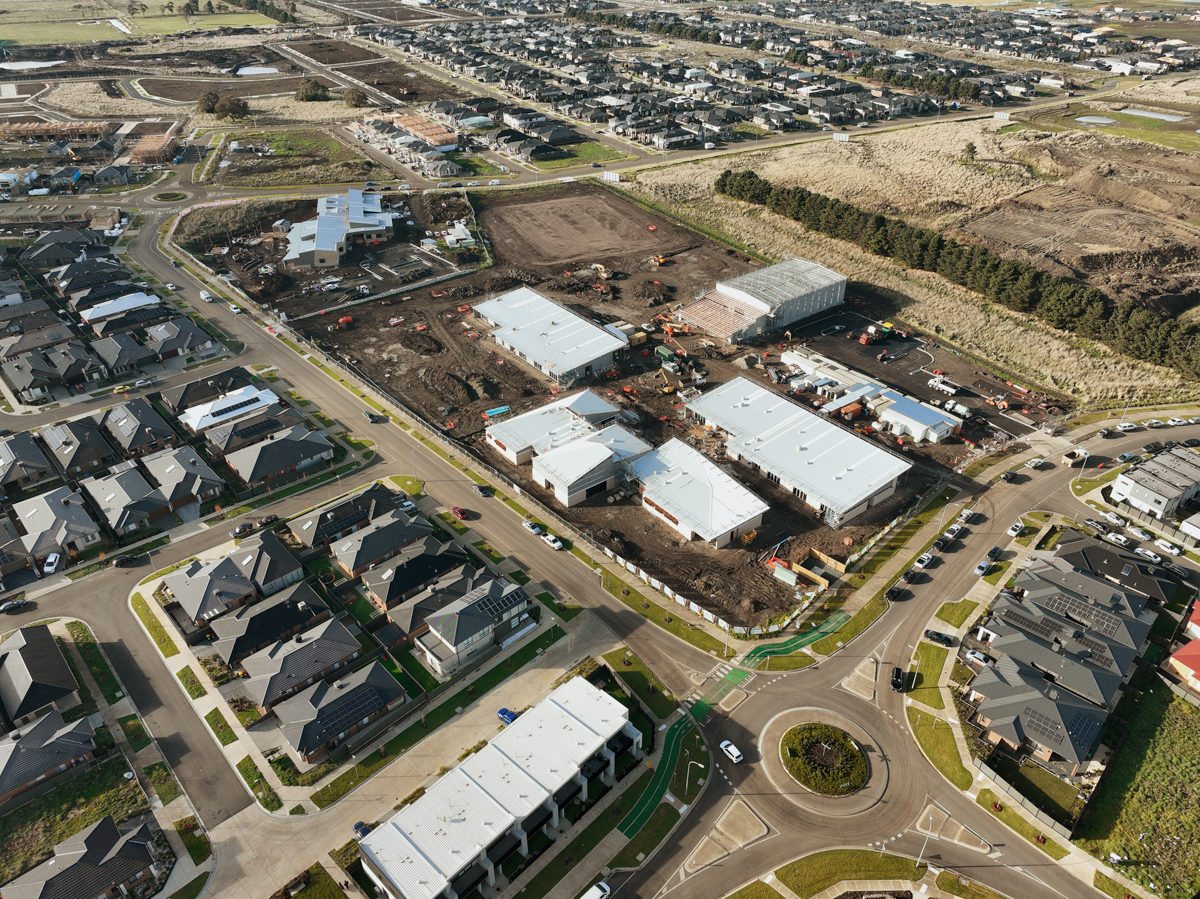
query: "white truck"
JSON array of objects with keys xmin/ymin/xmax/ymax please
[
  {"xmin": 1062, "ymin": 448, "xmax": 1090, "ymax": 467},
  {"xmin": 928, "ymin": 377, "xmax": 961, "ymax": 396}
]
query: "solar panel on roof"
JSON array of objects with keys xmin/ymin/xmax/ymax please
[
  {"xmin": 1000, "ymin": 607, "xmax": 1063, "ymax": 641},
  {"xmin": 1072, "ymin": 634, "xmax": 1115, "ymax": 668},
  {"xmin": 1068, "ymin": 711, "xmax": 1102, "ymax": 749},
  {"xmin": 1038, "ymin": 593, "xmax": 1123, "ymax": 638},
  {"xmin": 1021, "ymin": 705, "xmax": 1065, "ymax": 745}
]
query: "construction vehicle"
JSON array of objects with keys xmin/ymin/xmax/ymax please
[
  {"xmin": 740, "ymin": 529, "xmax": 757, "ymax": 545},
  {"xmin": 876, "ymin": 350, "xmax": 887, "ymax": 362},
  {"xmin": 590, "ymin": 263, "xmax": 613, "ymax": 280},
  {"xmin": 657, "ymin": 370, "xmax": 676, "ymax": 394},
  {"xmin": 650, "ymin": 254, "xmax": 669, "ymax": 268},
  {"xmin": 859, "ymin": 324, "xmax": 890, "ymax": 345}
]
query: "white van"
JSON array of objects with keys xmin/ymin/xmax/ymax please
[
  {"xmin": 199, "ymin": 290, "xmax": 214, "ymax": 303},
  {"xmin": 580, "ymin": 884, "xmax": 610, "ymax": 899}
]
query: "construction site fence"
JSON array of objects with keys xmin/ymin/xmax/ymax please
[{"xmin": 845, "ymin": 476, "xmax": 949, "ymax": 571}]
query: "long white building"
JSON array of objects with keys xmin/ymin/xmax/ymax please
[
  {"xmin": 686, "ymin": 377, "xmax": 911, "ymax": 527},
  {"xmin": 359, "ymin": 678, "xmax": 641, "ymax": 899}
]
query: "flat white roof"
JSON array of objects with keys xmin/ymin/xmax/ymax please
[
  {"xmin": 474, "ymin": 287, "xmax": 627, "ymax": 376},
  {"xmin": 687, "ymin": 378, "xmax": 910, "ymax": 514},
  {"xmin": 716, "ymin": 258, "xmax": 846, "ymax": 311},
  {"xmin": 631, "ymin": 438, "xmax": 768, "ymax": 541},
  {"xmin": 361, "ymin": 678, "xmax": 628, "ymax": 899},
  {"xmin": 534, "ymin": 424, "xmax": 651, "ymax": 488},
  {"xmin": 486, "ymin": 390, "xmax": 619, "ymax": 455},
  {"xmin": 178, "ymin": 386, "xmax": 279, "ymax": 432},
  {"xmin": 79, "ymin": 291, "xmax": 160, "ymax": 323}
]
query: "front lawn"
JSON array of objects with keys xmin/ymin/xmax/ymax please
[
  {"xmin": 170, "ymin": 873, "xmax": 209, "ymax": 899},
  {"xmin": 775, "ymin": 850, "xmax": 926, "ymax": 898},
  {"xmin": 394, "ymin": 645, "xmax": 440, "ymax": 693},
  {"xmin": 534, "ymin": 590, "xmax": 581, "ymax": 622},
  {"xmin": 936, "ymin": 599, "xmax": 978, "ymax": 628},
  {"xmin": 118, "ymin": 714, "xmax": 152, "ymax": 752},
  {"xmin": 604, "ymin": 649, "xmax": 678, "ymax": 719},
  {"xmin": 132, "ymin": 592, "xmax": 179, "ymax": 657},
  {"xmin": 237, "ymin": 756, "xmax": 282, "ymax": 811},
  {"xmin": 983, "ymin": 560, "xmax": 1011, "ymax": 586},
  {"xmin": 992, "ymin": 755, "xmax": 1080, "ymax": 826}
]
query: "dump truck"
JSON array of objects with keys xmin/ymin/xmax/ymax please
[
  {"xmin": 928, "ymin": 377, "xmax": 961, "ymax": 396},
  {"xmin": 1062, "ymin": 448, "xmax": 1090, "ymax": 467}
]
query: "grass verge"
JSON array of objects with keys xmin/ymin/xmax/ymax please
[
  {"xmin": 175, "ymin": 816, "xmax": 211, "ymax": 864},
  {"xmin": 906, "ymin": 706, "xmax": 971, "ymax": 791},
  {"xmin": 535, "ymin": 590, "xmax": 582, "ymax": 622},
  {"xmin": 756, "ymin": 651, "xmax": 816, "ymax": 670},
  {"xmin": 604, "ymin": 649, "xmax": 678, "ymax": 719},
  {"xmin": 977, "ymin": 789, "xmax": 1068, "ymax": 859},
  {"xmin": 935, "ymin": 872, "xmax": 1008, "ymax": 899},
  {"xmin": 65, "ymin": 621, "xmax": 123, "ymax": 704},
  {"xmin": 132, "ymin": 592, "xmax": 179, "ymax": 657},
  {"xmin": 1093, "ymin": 871, "xmax": 1128, "ymax": 899},
  {"xmin": 237, "ymin": 756, "xmax": 282, "ymax": 811},
  {"xmin": 724, "ymin": 884, "xmax": 786, "ymax": 899},
  {"xmin": 118, "ymin": 714, "xmax": 152, "ymax": 752},
  {"xmin": 170, "ymin": 873, "xmax": 210, "ymax": 899},
  {"xmin": 774, "ymin": 850, "xmax": 926, "ymax": 898},
  {"xmin": 610, "ymin": 803, "xmax": 680, "ymax": 868},
  {"xmin": 908, "ymin": 643, "xmax": 949, "ymax": 710},
  {"xmin": 175, "ymin": 665, "xmax": 207, "ymax": 699},
  {"xmin": 811, "ymin": 597, "xmax": 886, "ymax": 655},
  {"xmin": 936, "ymin": 599, "xmax": 979, "ymax": 629},
  {"xmin": 145, "ymin": 762, "xmax": 180, "ymax": 806},
  {"xmin": 204, "ymin": 708, "xmax": 237, "ymax": 746}
]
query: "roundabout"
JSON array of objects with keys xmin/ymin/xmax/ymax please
[
  {"xmin": 152, "ymin": 192, "xmax": 188, "ymax": 202},
  {"xmin": 780, "ymin": 722, "xmax": 869, "ymax": 796}
]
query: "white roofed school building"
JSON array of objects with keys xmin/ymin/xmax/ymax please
[
  {"xmin": 678, "ymin": 258, "xmax": 845, "ymax": 344},
  {"xmin": 283, "ymin": 190, "xmax": 393, "ymax": 270},
  {"xmin": 630, "ymin": 438, "xmax": 768, "ymax": 548},
  {"xmin": 359, "ymin": 678, "xmax": 643, "ymax": 899},
  {"xmin": 687, "ymin": 377, "xmax": 911, "ymax": 527},
  {"xmin": 474, "ymin": 287, "xmax": 628, "ymax": 385}
]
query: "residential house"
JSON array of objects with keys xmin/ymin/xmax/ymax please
[
  {"xmin": 416, "ymin": 578, "xmax": 531, "ymax": 675},
  {"xmin": 204, "ymin": 406, "xmax": 305, "ymax": 460},
  {"xmin": 90, "ymin": 306, "xmax": 174, "ymax": 339},
  {"xmin": 1167, "ymin": 638, "xmax": 1200, "ymax": 697},
  {"xmin": 78, "ymin": 292, "xmax": 160, "ymax": 326},
  {"xmin": 288, "ymin": 483, "xmax": 405, "ymax": 550},
  {"xmin": 1, "ymin": 353, "xmax": 58, "ymax": 403},
  {"xmin": 141, "ymin": 447, "xmax": 225, "ymax": 512},
  {"xmin": 18, "ymin": 229, "xmax": 112, "ymax": 271},
  {"xmin": 211, "ymin": 580, "xmax": 330, "ymax": 667},
  {"xmin": 0, "ymin": 816, "xmax": 158, "ymax": 899},
  {"xmin": 162, "ymin": 556, "xmax": 257, "ymax": 627},
  {"xmin": 275, "ymin": 661, "xmax": 406, "ymax": 762},
  {"xmin": 1053, "ymin": 533, "xmax": 1174, "ymax": 605},
  {"xmin": 178, "ymin": 387, "xmax": 280, "ymax": 434},
  {"xmin": 333, "ymin": 509, "xmax": 434, "ymax": 579},
  {"xmin": 224, "ymin": 426, "xmax": 335, "ymax": 488},
  {"xmin": 230, "ymin": 530, "xmax": 304, "ymax": 597},
  {"xmin": 1110, "ymin": 445, "xmax": 1200, "ymax": 520},
  {"xmin": 40, "ymin": 420, "xmax": 121, "ymax": 478},
  {"xmin": 80, "ymin": 460, "xmax": 171, "ymax": 535},
  {"xmin": 0, "ymin": 432, "xmax": 55, "ymax": 497},
  {"xmin": 385, "ymin": 563, "xmax": 489, "ymax": 642},
  {"xmin": 241, "ymin": 618, "xmax": 362, "ymax": 710},
  {"xmin": 0, "ymin": 327, "xmax": 76, "ymax": 363},
  {"xmin": 0, "ymin": 625, "xmax": 80, "ymax": 729},
  {"xmin": 95, "ymin": 398, "xmax": 179, "ymax": 459},
  {"xmin": 364, "ymin": 537, "xmax": 468, "ymax": 612},
  {"xmin": 145, "ymin": 317, "xmax": 219, "ymax": 361},
  {"xmin": 0, "ymin": 710, "xmax": 95, "ymax": 807},
  {"xmin": 92, "ymin": 165, "xmax": 131, "ymax": 186},
  {"xmin": 161, "ymin": 366, "xmax": 254, "ymax": 414},
  {"xmin": 44, "ymin": 341, "xmax": 106, "ymax": 389},
  {"xmin": 10, "ymin": 486, "xmax": 104, "ymax": 562},
  {"xmin": 91, "ymin": 333, "xmax": 156, "ymax": 376}
]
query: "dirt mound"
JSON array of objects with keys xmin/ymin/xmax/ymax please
[
  {"xmin": 635, "ymin": 281, "xmax": 674, "ymax": 304},
  {"xmin": 394, "ymin": 330, "xmax": 444, "ymax": 355}
]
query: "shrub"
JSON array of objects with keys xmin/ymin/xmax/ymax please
[{"xmin": 780, "ymin": 723, "xmax": 869, "ymax": 795}]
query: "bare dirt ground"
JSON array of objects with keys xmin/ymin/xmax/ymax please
[
  {"xmin": 333, "ymin": 0, "xmax": 444, "ymax": 22},
  {"xmin": 337, "ymin": 60, "xmax": 468, "ymax": 105},
  {"xmin": 139, "ymin": 74, "xmax": 337, "ymax": 102},
  {"xmin": 285, "ymin": 40, "xmax": 385, "ymax": 66},
  {"xmin": 107, "ymin": 41, "xmax": 302, "ymax": 75}
]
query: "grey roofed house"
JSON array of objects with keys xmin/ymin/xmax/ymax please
[
  {"xmin": 0, "ymin": 300, "xmax": 59, "ymax": 334},
  {"xmin": 225, "ymin": 425, "xmax": 335, "ymax": 486},
  {"xmin": 140, "ymin": 446, "xmax": 224, "ymax": 508},
  {"xmin": 91, "ymin": 333, "xmax": 156, "ymax": 374},
  {"xmin": 386, "ymin": 563, "xmax": 489, "ymax": 637},
  {"xmin": 211, "ymin": 580, "xmax": 329, "ymax": 667},
  {"xmin": 145, "ymin": 317, "xmax": 216, "ymax": 359},
  {"xmin": 1016, "ymin": 557, "xmax": 1151, "ymax": 623},
  {"xmin": 242, "ymin": 618, "xmax": 361, "ymax": 708},
  {"xmin": 48, "ymin": 257, "xmax": 121, "ymax": 295},
  {"xmin": 1054, "ymin": 532, "xmax": 1173, "ymax": 605},
  {"xmin": 1, "ymin": 816, "xmax": 156, "ymax": 899},
  {"xmin": 163, "ymin": 556, "xmax": 256, "ymax": 625},
  {"xmin": 333, "ymin": 509, "xmax": 434, "ymax": 576},
  {"xmin": 289, "ymin": 483, "xmax": 402, "ymax": 549},
  {"xmin": 231, "ymin": 530, "xmax": 304, "ymax": 597},
  {"xmin": 45, "ymin": 341, "xmax": 105, "ymax": 385},
  {"xmin": 0, "ymin": 331, "xmax": 76, "ymax": 364},
  {"xmin": 161, "ymin": 366, "xmax": 254, "ymax": 413},
  {"xmin": 0, "ymin": 625, "xmax": 79, "ymax": 726},
  {"xmin": 205, "ymin": 405, "xmax": 305, "ymax": 458},
  {"xmin": 1, "ymin": 353, "xmax": 57, "ymax": 401},
  {"xmin": 90, "ymin": 306, "xmax": 174, "ymax": 339},
  {"xmin": 18, "ymin": 229, "xmax": 112, "ymax": 270},
  {"xmin": 68, "ymin": 279, "xmax": 138, "ymax": 312},
  {"xmin": 94, "ymin": 398, "xmax": 177, "ymax": 457},
  {"xmin": 11, "ymin": 486, "xmax": 103, "ymax": 559},
  {"xmin": 365, "ymin": 537, "xmax": 468, "ymax": 611},
  {"xmin": 424, "ymin": 579, "xmax": 528, "ymax": 647},
  {"xmin": 275, "ymin": 660, "xmax": 406, "ymax": 761},
  {"xmin": 80, "ymin": 461, "xmax": 168, "ymax": 533},
  {"xmin": 0, "ymin": 710, "xmax": 95, "ymax": 803},
  {"xmin": 0, "ymin": 431, "xmax": 54, "ymax": 494},
  {"xmin": 970, "ymin": 656, "xmax": 1110, "ymax": 767},
  {"xmin": 40, "ymin": 419, "xmax": 121, "ymax": 476}
]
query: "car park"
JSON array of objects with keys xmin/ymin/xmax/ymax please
[
  {"xmin": 987, "ymin": 545, "xmax": 1003, "ymax": 561},
  {"xmin": 1155, "ymin": 538, "xmax": 1181, "ymax": 555},
  {"xmin": 885, "ymin": 585, "xmax": 905, "ymax": 602},
  {"xmin": 1084, "ymin": 518, "xmax": 1109, "ymax": 533},
  {"xmin": 890, "ymin": 667, "xmax": 905, "ymax": 692},
  {"xmin": 522, "ymin": 520, "xmax": 542, "ymax": 536},
  {"xmin": 541, "ymin": 533, "xmax": 563, "ymax": 550},
  {"xmin": 1116, "ymin": 422, "xmax": 1137, "ymax": 432},
  {"xmin": 973, "ymin": 559, "xmax": 991, "ymax": 576},
  {"xmin": 965, "ymin": 649, "xmax": 992, "ymax": 666},
  {"xmin": 230, "ymin": 523, "xmax": 253, "ymax": 538},
  {"xmin": 914, "ymin": 553, "xmax": 934, "ymax": 569},
  {"xmin": 720, "ymin": 740, "xmax": 743, "ymax": 763},
  {"xmin": 1006, "ymin": 522, "xmax": 1023, "ymax": 537},
  {"xmin": 1116, "ymin": 452, "xmax": 1136, "ymax": 463},
  {"xmin": 924, "ymin": 630, "xmax": 954, "ymax": 647},
  {"xmin": 1130, "ymin": 526, "xmax": 1153, "ymax": 541},
  {"xmin": 1106, "ymin": 533, "xmax": 1129, "ymax": 546},
  {"xmin": 1135, "ymin": 547, "xmax": 1162, "ymax": 564},
  {"xmin": 1102, "ymin": 511, "xmax": 1126, "ymax": 525},
  {"xmin": 258, "ymin": 515, "xmax": 279, "ymax": 527},
  {"xmin": 497, "ymin": 708, "xmax": 518, "ymax": 725},
  {"xmin": 1168, "ymin": 417, "xmax": 1187, "ymax": 427},
  {"xmin": 946, "ymin": 524, "xmax": 963, "ymax": 539},
  {"xmin": 1025, "ymin": 458, "xmax": 1044, "ymax": 469},
  {"xmin": 450, "ymin": 507, "xmax": 467, "ymax": 520}
]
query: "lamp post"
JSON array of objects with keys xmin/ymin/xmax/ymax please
[
  {"xmin": 917, "ymin": 812, "xmax": 934, "ymax": 868},
  {"xmin": 937, "ymin": 501, "xmax": 963, "ymax": 535},
  {"xmin": 909, "ymin": 644, "xmax": 921, "ymax": 693},
  {"xmin": 685, "ymin": 755, "xmax": 704, "ymax": 797},
  {"xmin": 352, "ymin": 754, "xmax": 360, "ymax": 783}
]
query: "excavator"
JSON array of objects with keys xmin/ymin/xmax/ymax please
[
  {"xmin": 590, "ymin": 263, "xmax": 613, "ymax": 280},
  {"xmin": 657, "ymin": 370, "xmax": 676, "ymax": 395}
]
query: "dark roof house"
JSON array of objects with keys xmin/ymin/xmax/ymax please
[
  {"xmin": 162, "ymin": 556, "xmax": 256, "ymax": 626},
  {"xmin": 0, "ymin": 710, "xmax": 95, "ymax": 806},
  {"xmin": 1, "ymin": 816, "xmax": 156, "ymax": 899},
  {"xmin": 160, "ymin": 366, "xmax": 254, "ymax": 413},
  {"xmin": 224, "ymin": 426, "xmax": 334, "ymax": 487},
  {"xmin": 242, "ymin": 618, "xmax": 361, "ymax": 709},
  {"xmin": 0, "ymin": 625, "xmax": 80, "ymax": 728},
  {"xmin": 91, "ymin": 334, "xmax": 156, "ymax": 375},
  {"xmin": 333, "ymin": 509, "xmax": 434, "ymax": 578},
  {"xmin": 289, "ymin": 483, "xmax": 402, "ymax": 549},
  {"xmin": 94, "ymin": 398, "xmax": 178, "ymax": 458},
  {"xmin": 231, "ymin": 530, "xmax": 304, "ymax": 597},
  {"xmin": 141, "ymin": 447, "xmax": 225, "ymax": 510},
  {"xmin": 211, "ymin": 580, "xmax": 329, "ymax": 667},
  {"xmin": 0, "ymin": 431, "xmax": 54, "ymax": 495},
  {"xmin": 365, "ymin": 537, "xmax": 468, "ymax": 612},
  {"xmin": 275, "ymin": 661, "xmax": 406, "ymax": 762},
  {"xmin": 40, "ymin": 420, "xmax": 121, "ymax": 476}
]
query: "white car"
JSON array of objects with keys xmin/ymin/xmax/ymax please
[
  {"xmin": 522, "ymin": 520, "xmax": 542, "ymax": 536},
  {"xmin": 1006, "ymin": 522, "xmax": 1023, "ymax": 537},
  {"xmin": 720, "ymin": 740, "xmax": 744, "ymax": 763},
  {"xmin": 165, "ymin": 283, "xmax": 178, "ymax": 291},
  {"xmin": 1117, "ymin": 422, "xmax": 1138, "ymax": 432},
  {"xmin": 1189, "ymin": 417, "xmax": 1200, "ymax": 425},
  {"xmin": 973, "ymin": 559, "xmax": 991, "ymax": 576},
  {"xmin": 1135, "ymin": 547, "xmax": 1163, "ymax": 564},
  {"xmin": 1130, "ymin": 526, "xmax": 1153, "ymax": 541},
  {"xmin": 1106, "ymin": 533, "xmax": 1129, "ymax": 546},
  {"xmin": 43, "ymin": 552, "xmax": 61, "ymax": 575},
  {"xmin": 396, "ymin": 500, "xmax": 416, "ymax": 513},
  {"xmin": 541, "ymin": 533, "xmax": 563, "ymax": 550},
  {"xmin": 958, "ymin": 508, "xmax": 975, "ymax": 524},
  {"xmin": 1168, "ymin": 417, "xmax": 1188, "ymax": 427},
  {"xmin": 914, "ymin": 553, "xmax": 934, "ymax": 569},
  {"xmin": 199, "ymin": 290, "xmax": 213, "ymax": 302},
  {"xmin": 1145, "ymin": 419, "xmax": 1165, "ymax": 428},
  {"xmin": 1024, "ymin": 458, "xmax": 1044, "ymax": 469},
  {"xmin": 229, "ymin": 304, "xmax": 242, "ymax": 314},
  {"xmin": 1102, "ymin": 511, "xmax": 1126, "ymax": 526},
  {"xmin": 946, "ymin": 524, "xmax": 963, "ymax": 539},
  {"xmin": 965, "ymin": 649, "xmax": 993, "ymax": 666},
  {"xmin": 1155, "ymin": 538, "xmax": 1181, "ymax": 555}
]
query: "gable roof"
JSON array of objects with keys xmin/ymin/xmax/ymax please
[
  {"xmin": 230, "ymin": 530, "xmax": 302, "ymax": 593},
  {"xmin": 163, "ymin": 556, "xmax": 256, "ymax": 623},
  {"xmin": 140, "ymin": 446, "xmax": 224, "ymax": 505},
  {"xmin": 275, "ymin": 660, "xmax": 405, "ymax": 757},
  {"xmin": 364, "ymin": 537, "xmax": 468, "ymax": 609},
  {"xmin": 290, "ymin": 483, "xmax": 402, "ymax": 548},
  {"xmin": 94, "ymin": 398, "xmax": 175, "ymax": 453},
  {"xmin": 40, "ymin": 420, "xmax": 119, "ymax": 474},
  {"xmin": 225, "ymin": 426, "xmax": 334, "ymax": 483},
  {"xmin": 242, "ymin": 618, "xmax": 361, "ymax": 707},
  {"xmin": 1, "ymin": 816, "xmax": 153, "ymax": 899},
  {"xmin": 1054, "ymin": 532, "xmax": 1173, "ymax": 604},
  {"xmin": 205, "ymin": 406, "xmax": 305, "ymax": 455},
  {"xmin": 211, "ymin": 580, "xmax": 328, "ymax": 666},
  {"xmin": 388, "ymin": 564, "xmax": 491, "ymax": 637},
  {"xmin": 0, "ymin": 710, "xmax": 94, "ymax": 798},
  {"xmin": 80, "ymin": 462, "xmax": 166, "ymax": 530},
  {"xmin": 160, "ymin": 366, "xmax": 254, "ymax": 413},
  {"xmin": 145, "ymin": 317, "xmax": 213, "ymax": 355},
  {"xmin": 0, "ymin": 431, "xmax": 51, "ymax": 484},
  {"xmin": 0, "ymin": 626, "xmax": 78, "ymax": 723},
  {"xmin": 333, "ymin": 509, "xmax": 433, "ymax": 571},
  {"xmin": 424, "ymin": 578, "xmax": 527, "ymax": 649},
  {"xmin": 90, "ymin": 333, "xmax": 156, "ymax": 370},
  {"xmin": 11, "ymin": 486, "xmax": 101, "ymax": 558}
]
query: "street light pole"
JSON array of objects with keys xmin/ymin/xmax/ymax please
[
  {"xmin": 909, "ymin": 645, "xmax": 921, "ymax": 692},
  {"xmin": 917, "ymin": 812, "xmax": 934, "ymax": 867}
]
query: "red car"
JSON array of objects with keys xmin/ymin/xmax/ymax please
[{"xmin": 450, "ymin": 507, "xmax": 468, "ymax": 520}]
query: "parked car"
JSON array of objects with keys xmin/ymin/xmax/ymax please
[
  {"xmin": 914, "ymin": 553, "xmax": 934, "ymax": 569},
  {"xmin": 1006, "ymin": 522, "xmax": 1023, "ymax": 537},
  {"xmin": 885, "ymin": 585, "xmax": 905, "ymax": 602},
  {"xmin": 1143, "ymin": 442, "xmax": 1163, "ymax": 454},
  {"xmin": 933, "ymin": 536, "xmax": 950, "ymax": 551},
  {"xmin": 958, "ymin": 508, "xmax": 975, "ymax": 524},
  {"xmin": 890, "ymin": 666, "xmax": 905, "ymax": 693},
  {"xmin": 1155, "ymin": 538, "xmax": 1181, "ymax": 555},
  {"xmin": 1189, "ymin": 417, "xmax": 1200, "ymax": 425},
  {"xmin": 973, "ymin": 560, "xmax": 991, "ymax": 576},
  {"xmin": 1084, "ymin": 519, "xmax": 1109, "ymax": 533},
  {"xmin": 0, "ymin": 598, "xmax": 28, "ymax": 613},
  {"xmin": 1102, "ymin": 511, "xmax": 1125, "ymax": 525},
  {"xmin": 987, "ymin": 545, "xmax": 1003, "ymax": 561},
  {"xmin": 965, "ymin": 649, "xmax": 992, "ymax": 666},
  {"xmin": 541, "ymin": 533, "xmax": 564, "ymax": 551},
  {"xmin": 1096, "ymin": 428, "xmax": 1111, "ymax": 438},
  {"xmin": 1145, "ymin": 419, "xmax": 1166, "ymax": 428},
  {"xmin": 1130, "ymin": 526, "xmax": 1153, "ymax": 541},
  {"xmin": 42, "ymin": 552, "xmax": 61, "ymax": 575},
  {"xmin": 1163, "ymin": 561, "xmax": 1190, "ymax": 578},
  {"xmin": 1106, "ymin": 533, "xmax": 1129, "ymax": 546},
  {"xmin": 720, "ymin": 740, "xmax": 743, "ymax": 763},
  {"xmin": 1135, "ymin": 547, "xmax": 1163, "ymax": 564},
  {"xmin": 923, "ymin": 630, "xmax": 954, "ymax": 647},
  {"xmin": 497, "ymin": 708, "xmax": 518, "ymax": 725},
  {"xmin": 396, "ymin": 499, "xmax": 416, "ymax": 513},
  {"xmin": 450, "ymin": 506, "xmax": 468, "ymax": 520},
  {"xmin": 946, "ymin": 524, "xmax": 963, "ymax": 539},
  {"xmin": 522, "ymin": 520, "xmax": 542, "ymax": 536},
  {"xmin": 1025, "ymin": 458, "xmax": 1045, "ymax": 469},
  {"xmin": 1185, "ymin": 438, "xmax": 1200, "ymax": 448},
  {"xmin": 900, "ymin": 569, "xmax": 918, "ymax": 583},
  {"xmin": 353, "ymin": 822, "xmax": 371, "ymax": 839},
  {"xmin": 998, "ymin": 471, "xmax": 1016, "ymax": 482},
  {"xmin": 1116, "ymin": 422, "xmax": 1138, "ymax": 432},
  {"xmin": 258, "ymin": 515, "xmax": 279, "ymax": 527},
  {"xmin": 1168, "ymin": 417, "xmax": 1187, "ymax": 427},
  {"xmin": 1116, "ymin": 452, "xmax": 1136, "ymax": 463},
  {"xmin": 230, "ymin": 523, "xmax": 253, "ymax": 538},
  {"xmin": 112, "ymin": 555, "xmax": 137, "ymax": 568}
]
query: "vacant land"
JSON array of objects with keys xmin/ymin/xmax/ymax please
[
  {"xmin": 287, "ymin": 40, "xmax": 385, "ymax": 66},
  {"xmin": 139, "ymin": 75, "xmax": 337, "ymax": 103},
  {"xmin": 216, "ymin": 129, "xmax": 390, "ymax": 187},
  {"xmin": 339, "ymin": 60, "xmax": 468, "ymax": 105}
]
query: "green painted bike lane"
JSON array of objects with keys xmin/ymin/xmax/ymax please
[
  {"xmin": 618, "ymin": 715, "xmax": 693, "ymax": 837},
  {"xmin": 741, "ymin": 611, "xmax": 852, "ymax": 666}
]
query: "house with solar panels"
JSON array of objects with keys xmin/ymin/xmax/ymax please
[
  {"xmin": 415, "ymin": 578, "xmax": 531, "ymax": 676},
  {"xmin": 966, "ymin": 558, "xmax": 1155, "ymax": 774},
  {"xmin": 283, "ymin": 190, "xmax": 393, "ymax": 270}
]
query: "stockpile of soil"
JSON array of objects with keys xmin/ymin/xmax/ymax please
[{"xmin": 394, "ymin": 331, "xmax": 443, "ymax": 355}]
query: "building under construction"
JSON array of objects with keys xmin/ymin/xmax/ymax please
[
  {"xmin": 129, "ymin": 135, "xmax": 180, "ymax": 164},
  {"xmin": 0, "ymin": 122, "xmax": 119, "ymax": 142}
]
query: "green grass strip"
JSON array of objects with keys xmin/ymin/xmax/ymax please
[
  {"xmin": 775, "ymin": 849, "xmax": 926, "ymax": 898},
  {"xmin": 610, "ymin": 803, "xmax": 680, "ymax": 868},
  {"xmin": 132, "ymin": 593, "xmax": 179, "ymax": 657},
  {"xmin": 66, "ymin": 621, "xmax": 123, "ymax": 705},
  {"xmin": 174, "ymin": 817, "xmax": 211, "ymax": 864},
  {"xmin": 811, "ymin": 597, "xmax": 886, "ymax": 655},
  {"xmin": 204, "ymin": 708, "xmax": 237, "ymax": 746},
  {"xmin": 237, "ymin": 756, "xmax": 282, "ymax": 811},
  {"xmin": 936, "ymin": 599, "xmax": 979, "ymax": 628},
  {"xmin": 175, "ymin": 665, "xmax": 207, "ymax": 699},
  {"xmin": 906, "ymin": 707, "xmax": 971, "ymax": 791},
  {"xmin": 976, "ymin": 789, "xmax": 1069, "ymax": 859},
  {"xmin": 603, "ymin": 649, "xmax": 678, "ymax": 719}
]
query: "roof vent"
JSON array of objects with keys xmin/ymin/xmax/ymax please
[
  {"xmin": 294, "ymin": 634, "xmax": 303, "ymax": 643},
  {"xmin": 61, "ymin": 498, "xmax": 70, "ymax": 506}
]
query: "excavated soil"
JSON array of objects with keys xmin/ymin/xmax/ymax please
[{"xmin": 337, "ymin": 61, "xmax": 468, "ymax": 105}]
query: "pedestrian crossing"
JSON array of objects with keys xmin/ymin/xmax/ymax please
[{"xmin": 679, "ymin": 664, "xmax": 759, "ymax": 723}]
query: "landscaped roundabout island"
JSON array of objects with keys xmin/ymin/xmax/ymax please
[{"xmin": 780, "ymin": 722, "xmax": 870, "ymax": 796}]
